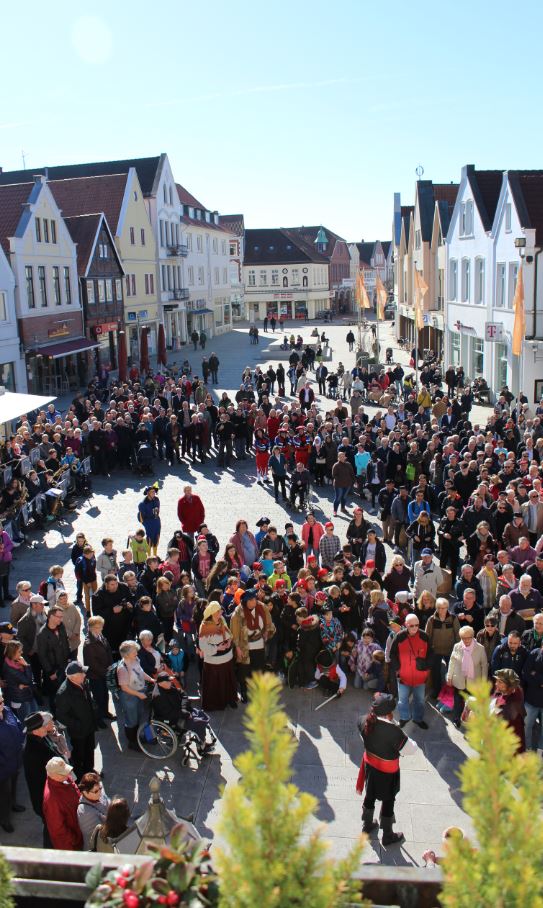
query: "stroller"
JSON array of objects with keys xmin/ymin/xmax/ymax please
[{"xmin": 133, "ymin": 442, "xmax": 154, "ymax": 475}]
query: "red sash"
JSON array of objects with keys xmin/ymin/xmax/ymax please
[{"xmin": 355, "ymin": 751, "xmax": 400, "ymax": 794}]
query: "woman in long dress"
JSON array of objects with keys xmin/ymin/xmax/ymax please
[{"xmin": 198, "ymin": 602, "xmax": 238, "ymax": 711}]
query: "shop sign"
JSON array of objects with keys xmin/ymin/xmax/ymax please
[
  {"xmin": 48, "ymin": 323, "xmax": 70, "ymax": 338},
  {"xmin": 95, "ymin": 322, "xmax": 119, "ymax": 335},
  {"xmin": 273, "ymin": 292, "xmax": 293, "ymax": 300},
  {"xmin": 485, "ymin": 322, "xmax": 504, "ymax": 342},
  {"xmin": 127, "ymin": 312, "xmax": 137, "ymax": 321}
]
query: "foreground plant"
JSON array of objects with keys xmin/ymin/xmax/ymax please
[
  {"xmin": 85, "ymin": 830, "xmax": 218, "ymax": 907},
  {"xmin": 441, "ymin": 679, "xmax": 543, "ymax": 908},
  {"xmin": 0, "ymin": 850, "xmax": 14, "ymax": 908},
  {"xmin": 215, "ymin": 672, "xmax": 366, "ymax": 908}
]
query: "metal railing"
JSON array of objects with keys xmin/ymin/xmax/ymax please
[
  {"xmin": 167, "ymin": 244, "xmax": 189, "ymax": 257},
  {"xmin": 170, "ymin": 288, "xmax": 190, "ymax": 301}
]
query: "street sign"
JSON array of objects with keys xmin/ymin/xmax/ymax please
[{"xmin": 485, "ymin": 322, "xmax": 504, "ymax": 342}]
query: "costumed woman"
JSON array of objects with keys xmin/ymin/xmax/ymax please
[
  {"xmin": 197, "ymin": 602, "xmax": 239, "ymax": 711},
  {"xmin": 356, "ymin": 692, "xmax": 417, "ymax": 845},
  {"xmin": 137, "ymin": 483, "xmax": 161, "ymax": 556},
  {"xmin": 491, "ymin": 668, "xmax": 526, "ymax": 753}
]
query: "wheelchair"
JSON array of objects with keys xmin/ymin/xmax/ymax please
[{"xmin": 137, "ymin": 712, "xmax": 217, "ymax": 766}]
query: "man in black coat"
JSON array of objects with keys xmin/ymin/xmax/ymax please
[
  {"xmin": 490, "ymin": 631, "xmax": 528, "ymax": 677},
  {"xmin": 36, "ymin": 608, "xmax": 71, "ymax": 709},
  {"xmin": 55, "ymin": 661, "xmax": 98, "ymax": 781},
  {"xmin": 22, "ymin": 711, "xmax": 64, "ymax": 842},
  {"xmin": 91, "ymin": 576, "xmax": 132, "ymax": 656}
]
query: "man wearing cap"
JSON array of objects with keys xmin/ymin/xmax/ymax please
[
  {"xmin": 55, "ymin": 662, "xmax": 98, "ymax": 781},
  {"xmin": 289, "ymin": 459, "xmax": 311, "ymax": 510},
  {"xmin": 356, "ymin": 692, "xmax": 417, "ymax": 844},
  {"xmin": 42, "ymin": 757, "xmax": 83, "ymax": 850},
  {"xmin": 255, "ymin": 517, "xmax": 271, "ymax": 549},
  {"xmin": 23, "ymin": 712, "xmax": 65, "ymax": 832},
  {"xmin": 319, "ymin": 522, "xmax": 341, "ymax": 571},
  {"xmin": 152, "ymin": 673, "xmax": 214, "ymax": 755},
  {"xmin": 230, "ymin": 589, "xmax": 275, "ymax": 702},
  {"xmin": 413, "ymin": 549, "xmax": 443, "ymax": 601}
]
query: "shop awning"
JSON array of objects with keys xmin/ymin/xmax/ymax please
[
  {"xmin": 195, "ymin": 308, "xmax": 214, "ymax": 315},
  {"xmin": 33, "ymin": 338, "xmax": 100, "ymax": 359},
  {"xmin": 0, "ymin": 391, "xmax": 56, "ymax": 425}
]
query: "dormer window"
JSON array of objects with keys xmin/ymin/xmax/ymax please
[{"xmin": 189, "ymin": 207, "xmax": 194, "ymax": 218}]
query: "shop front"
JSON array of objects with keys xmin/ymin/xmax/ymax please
[
  {"xmin": 26, "ymin": 337, "xmax": 98, "ymax": 395},
  {"xmin": 91, "ymin": 320, "xmax": 121, "ymax": 372},
  {"xmin": 126, "ymin": 310, "xmax": 158, "ymax": 365},
  {"xmin": 186, "ymin": 300, "xmax": 214, "ymax": 339},
  {"xmin": 163, "ymin": 303, "xmax": 188, "ymax": 351}
]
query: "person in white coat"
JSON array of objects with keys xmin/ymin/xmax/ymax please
[
  {"xmin": 412, "ymin": 551, "xmax": 443, "ymax": 601},
  {"xmin": 446, "ymin": 626, "xmax": 488, "ymax": 727}
]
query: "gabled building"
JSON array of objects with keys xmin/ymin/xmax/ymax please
[
  {"xmin": 357, "ymin": 240, "xmax": 388, "ymax": 300},
  {"xmin": 219, "ymin": 214, "xmax": 245, "ymax": 321},
  {"xmin": 63, "ymin": 213, "xmax": 124, "ymax": 371},
  {"xmin": 243, "ymin": 228, "xmax": 331, "ymax": 322},
  {"xmin": 0, "ymin": 176, "xmax": 88, "ymax": 395},
  {"xmin": 0, "ymin": 244, "xmax": 24, "ymax": 392},
  {"xmin": 288, "ymin": 226, "xmax": 352, "ymax": 313}
]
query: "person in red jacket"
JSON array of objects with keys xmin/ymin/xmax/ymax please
[
  {"xmin": 177, "ymin": 484, "xmax": 205, "ymax": 536},
  {"xmin": 42, "ymin": 756, "xmax": 83, "ymax": 850},
  {"xmin": 389, "ymin": 613, "xmax": 432, "ymax": 730}
]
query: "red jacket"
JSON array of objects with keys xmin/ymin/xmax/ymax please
[
  {"xmin": 43, "ymin": 777, "xmax": 83, "ymax": 850},
  {"xmin": 177, "ymin": 494, "xmax": 205, "ymax": 534},
  {"xmin": 389, "ymin": 629, "xmax": 431, "ymax": 687}
]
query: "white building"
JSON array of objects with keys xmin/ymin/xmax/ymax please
[
  {"xmin": 0, "ymin": 245, "xmax": 25, "ymax": 392},
  {"xmin": 219, "ymin": 214, "xmax": 245, "ymax": 321},
  {"xmin": 445, "ymin": 165, "xmax": 531, "ymax": 398}
]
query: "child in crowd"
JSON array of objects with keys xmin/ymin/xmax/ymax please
[
  {"xmin": 164, "ymin": 638, "xmax": 186, "ymax": 684},
  {"xmin": 129, "ymin": 529, "xmax": 150, "ymax": 569},
  {"xmin": 313, "ymin": 649, "xmax": 347, "ymax": 695}
]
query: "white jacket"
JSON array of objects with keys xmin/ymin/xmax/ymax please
[
  {"xmin": 413, "ymin": 561, "xmax": 443, "ymax": 600},
  {"xmin": 446, "ymin": 640, "xmax": 488, "ymax": 690}
]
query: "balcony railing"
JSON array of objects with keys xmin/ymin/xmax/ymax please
[
  {"xmin": 170, "ymin": 288, "xmax": 189, "ymax": 301},
  {"xmin": 167, "ymin": 244, "xmax": 189, "ymax": 257}
]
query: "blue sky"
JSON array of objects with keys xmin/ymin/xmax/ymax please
[{"xmin": 1, "ymin": 0, "xmax": 542, "ymax": 241}]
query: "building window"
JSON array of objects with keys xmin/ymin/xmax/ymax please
[
  {"xmin": 450, "ymin": 331, "xmax": 460, "ymax": 366},
  {"xmin": 187, "ymin": 234, "xmax": 193, "ymax": 251},
  {"xmin": 415, "ymin": 229, "xmax": 421, "ymax": 250},
  {"xmin": 98, "ymin": 280, "xmax": 106, "ymax": 303},
  {"xmin": 86, "ymin": 280, "xmax": 95, "ymax": 304},
  {"xmin": 106, "ymin": 279, "xmax": 113, "ymax": 302},
  {"xmin": 223, "ymin": 267, "xmax": 227, "ymax": 283},
  {"xmin": 188, "ymin": 266, "xmax": 194, "ymax": 285},
  {"xmin": 167, "ymin": 265, "xmax": 172, "ymax": 290},
  {"xmin": 222, "ymin": 240, "xmax": 227, "ymax": 255},
  {"xmin": 149, "ymin": 273, "xmax": 154, "ymax": 295},
  {"xmin": 508, "ymin": 263, "xmax": 518, "ymax": 309},
  {"xmin": 505, "ymin": 203, "xmax": 512, "ymax": 233},
  {"xmin": 259, "ymin": 270, "xmax": 267, "ymax": 286},
  {"xmin": 283, "ymin": 276, "xmax": 288, "ymax": 288},
  {"xmin": 169, "ymin": 186, "xmax": 173, "ymax": 206},
  {"xmin": 271, "ymin": 269, "xmax": 279, "ymax": 286},
  {"xmin": 496, "ymin": 263, "xmax": 506, "ymax": 307},
  {"xmin": 126, "ymin": 274, "xmax": 132, "ymax": 297},
  {"xmin": 196, "ymin": 235, "xmax": 203, "ymax": 253},
  {"xmin": 198, "ymin": 267, "xmax": 204, "ymax": 285},
  {"xmin": 496, "ymin": 342, "xmax": 508, "ymax": 387},
  {"xmin": 130, "ymin": 227, "xmax": 135, "ymax": 245},
  {"xmin": 25, "ymin": 266, "xmax": 35, "ymax": 309},
  {"xmin": 161, "ymin": 265, "xmax": 166, "ymax": 292},
  {"xmin": 115, "ymin": 278, "xmax": 123, "ymax": 301},
  {"xmin": 0, "ymin": 291, "xmax": 6, "ymax": 321},
  {"xmin": 145, "ymin": 273, "xmax": 150, "ymax": 295},
  {"xmin": 212, "ymin": 237, "xmax": 218, "ymax": 253},
  {"xmin": 475, "ymin": 257, "xmax": 485, "ymax": 304},
  {"xmin": 163, "ymin": 184, "xmax": 168, "ymax": 203},
  {"xmin": 159, "ymin": 220, "xmax": 164, "ymax": 247},
  {"xmin": 292, "ymin": 269, "xmax": 299, "ymax": 285},
  {"xmin": 43, "ymin": 219, "xmax": 49, "ymax": 243},
  {"xmin": 460, "ymin": 200, "xmax": 474, "ymax": 237},
  {"xmin": 53, "ymin": 266, "xmax": 61, "ymax": 305},
  {"xmin": 472, "ymin": 337, "xmax": 484, "ymax": 377},
  {"xmin": 99, "ymin": 243, "xmax": 108, "ymax": 259},
  {"xmin": 449, "ymin": 260, "xmax": 458, "ymax": 300},
  {"xmin": 131, "ymin": 274, "xmax": 136, "ymax": 296},
  {"xmin": 461, "ymin": 258, "xmax": 470, "ymax": 302},
  {"xmin": 38, "ymin": 266, "xmax": 47, "ymax": 307},
  {"xmin": 303, "ymin": 275, "xmax": 308, "ymax": 288},
  {"xmin": 230, "ymin": 242, "xmax": 236, "ymax": 256},
  {"xmin": 35, "ymin": 218, "xmax": 41, "ymax": 242},
  {"xmin": 248, "ymin": 270, "xmax": 256, "ymax": 287}
]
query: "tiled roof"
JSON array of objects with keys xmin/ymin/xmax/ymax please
[
  {"xmin": 0, "ymin": 156, "xmax": 161, "ymax": 196},
  {"xmin": 218, "ymin": 214, "xmax": 244, "ymax": 236},
  {"xmin": 381, "ymin": 240, "xmax": 391, "ymax": 258},
  {"xmin": 416, "ymin": 181, "xmax": 459, "ymax": 243},
  {"xmin": 435, "ymin": 199, "xmax": 454, "ymax": 238},
  {"xmin": 433, "ymin": 183, "xmax": 459, "ymax": 206},
  {"xmin": 176, "ymin": 183, "xmax": 207, "ymax": 211},
  {"xmin": 0, "ymin": 181, "xmax": 34, "ymax": 255},
  {"xmin": 244, "ymin": 228, "xmax": 329, "ymax": 265},
  {"xmin": 508, "ymin": 170, "xmax": 543, "ymax": 247},
  {"xmin": 48, "ymin": 175, "xmax": 127, "ymax": 236},
  {"xmin": 286, "ymin": 225, "xmax": 346, "ymax": 260},
  {"xmin": 180, "ymin": 215, "xmax": 228, "ymax": 233},
  {"xmin": 357, "ymin": 242, "xmax": 375, "ymax": 266},
  {"xmin": 63, "ymin": 214, "xmax": 102, "ymax": 275},
  {"xmin": 466, "ymin": 166, "xmax": 503, "ymax": 231}
]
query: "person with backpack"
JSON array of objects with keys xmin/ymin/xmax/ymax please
[{"xmin": 74, "ymin": 546, "xmax": 98, "ymax": 617}]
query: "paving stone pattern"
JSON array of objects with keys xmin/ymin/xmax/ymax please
[{"xmin": 2, "ymin": 319, "xmax": 482, "ymax": 864}]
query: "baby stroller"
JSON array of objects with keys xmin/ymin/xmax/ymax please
[{"xmin": 133, "ymin": 442, "xmax": 154, "ymax": 476}]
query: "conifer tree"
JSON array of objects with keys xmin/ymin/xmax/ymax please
[
  {"xmin": 215, "ymin": 673, "xmax": 366, "ymax": 908},
  {"xmin": 441, "ymin": 679, "xmax": 543, "ymax": 908},
  {"xmin": 0, "ymin": 851, "xmax": 13, "ymax": 908}
]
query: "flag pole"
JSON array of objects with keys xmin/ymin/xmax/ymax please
[{"xmin": 374, "ymin": 286, "xmax": 381, "ymax": 365}]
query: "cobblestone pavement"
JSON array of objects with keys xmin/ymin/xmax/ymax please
[{"xmin": 2, "ymin": 317, "xmax": 481, "ymax": 864}]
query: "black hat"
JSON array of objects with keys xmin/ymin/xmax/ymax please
[
  {"xmin": 156, "ymin": 671, "xmax": 172, "ymax": 683},
  {"xmin": 24, "ymin": 712, "xmax": 46, "ymax": 732},
  {"xmin": 256, "ymin": 517, "xmax": 271, "ymax": 527},
  {"xmin": 371, "ymin": 693, "xmax": 397, "ymax": 717},
  {"xmin": 316, "ymin": 649, "xmax": 333, "ymax": 669},
  {"xmin": 0, "ymin": 622, "xmax": 16, "ymax": 635},
  {"xmin": 241, "ymin": 588, "xmax": 258, "ymax": 604}
]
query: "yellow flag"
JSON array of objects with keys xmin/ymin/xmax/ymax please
[
  {"xmin": 512, "ymin": 264, "xmax": 525, "ymax": 357},
  {"xmin": 356, "ymin": 270, "xmax": 371, "ymax": 309},
  {"xmin": 376, "ymin": 274, "xmax": 388, "ymax": 320},
  {"xmin": 414, "ymin": 269, "xmax": 428, "ymax": 331}
]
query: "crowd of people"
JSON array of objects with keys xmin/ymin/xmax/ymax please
[{"xmin": 2, "ymin": 323, "xmax": 543, "ymax": 849}]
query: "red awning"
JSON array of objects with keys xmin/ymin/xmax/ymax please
[{"xmin": 32, "ymin": 338, "xmax": 99, "ymax": 359}]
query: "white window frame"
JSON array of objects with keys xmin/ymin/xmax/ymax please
[
  {"xmin": 0, "ymin": 291, "xmax": 6, "ymax": 321},
  {"xmin": 496, "ymin": 263, "xmax": 506, "ymax": 308},
  {"xmin": 505, "ymin": 203, "xmax": 512, "ymax": 233},
  {"xmin": 248, "ymin": 270, "xmax": 256, "ymax": 287},
  {"xmin": 461, "ymin": 258, "xmax": 470, "ymax": 302},
  {"xmin": 449, "ymin": 259, "xmax": 458, "ymax": 301},
  {"xmin": 508, "ymin": 263, "xmax": 518, "ymax": 309},
  {"xmin": 475, "ymin": 257, "xmax": 485, "ymax": 304}
]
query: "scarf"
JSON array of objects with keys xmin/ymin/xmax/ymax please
[
  {"xmin": 461, "ymin": 641, "xmax": 476, "ymax": 680},
  {"xmin": 199, "ymin": 617, "xmax": 231, "ymax": 640},
  {"xmin": 243, "ymin": 602, "xmax": 267, "ymax": 632}
]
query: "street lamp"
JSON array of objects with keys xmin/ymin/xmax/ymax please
[{"xmin": 112, "ymin": 776, "xmax": 200, "ymax": 855}]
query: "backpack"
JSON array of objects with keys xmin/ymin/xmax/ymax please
[
  {"xmin": 105, "ymin": 661, "xmax": 120, "ymax": 693},
  {"xmin": 38, "ymin": 579, "xmax": 51, "ymax": 598}
]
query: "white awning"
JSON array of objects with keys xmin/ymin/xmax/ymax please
[{"xmin": 0, "ymin": 391, "xmax": 56, "ymax": 425}]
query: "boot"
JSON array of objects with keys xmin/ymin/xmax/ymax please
[
  {"xmin": 125, "ymin": 726, "xmax": 140, "ymax": 752},
  {"xmin": 362, "ymin": 808, "xmax": 378, "ymax": 833},
  {"xmin": 381, "ymin": 815, "xmax": 404, "ymax": 846}
]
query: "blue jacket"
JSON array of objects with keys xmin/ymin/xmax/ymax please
[
  {"xmin": 407, "ymin": 499, "xmax": 431, "ymax": 524},
  {"xmin": 0, "ymin": 707, "xmax": 24, "ymax": 780},
  {"xmin": 522, "ymin": 648, "xmax": 543, "ymax": 707}
]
